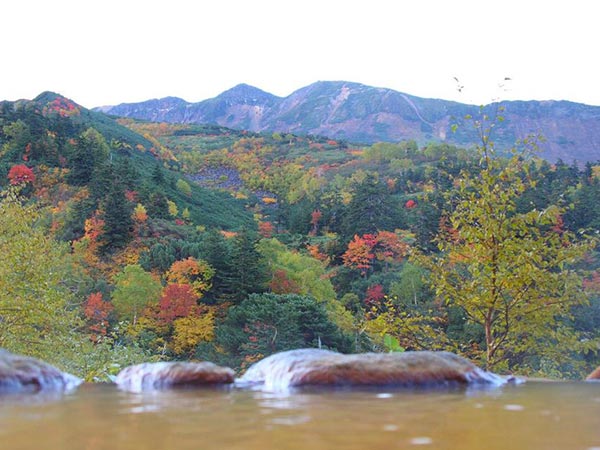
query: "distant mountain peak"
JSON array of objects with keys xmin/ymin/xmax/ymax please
[
  {"xmin": 216, "ymin": 83, "xmax": 278, "ymax": 104},
  {"xmin": 95, "ymin": 81, "xmax": 600, "ymax": 163},
  {"xmin": 33, "ymin": 91, "xmax": 79, "ymax": 106}
]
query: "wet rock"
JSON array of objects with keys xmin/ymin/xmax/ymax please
[
  {"xmin": 585, "ymin": 366, "xmax": 600, "ymax": 381},
  {"xmin": 237, "ymin": 348, "xmax": 507, "ymax": 391},
  {"xmin": 115, "ymin": 361, "xmax": 235, "ymax": 393},
  {"xmin": 0, "ymin": 349, "xmax": 82, "ymax": 394}
]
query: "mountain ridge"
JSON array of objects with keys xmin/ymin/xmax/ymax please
[{"xmin": 96, "ymin": 81, "xmax": 600, "ymax": 163}]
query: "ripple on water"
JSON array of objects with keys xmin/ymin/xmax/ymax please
[
  {"xmin": 503, "ymin": 404, "xmax": 525, "ymax": 411},
  {"xmin": 269, "ymin": 414, "xmax": 311, "ymax": 426},
  {"xmin": 376, "ymin": 393, "xmax": 394, "ymax": 399},
  {"xmin": 409, "ymin": 437, "xmax": 433, "ymax": 445}
]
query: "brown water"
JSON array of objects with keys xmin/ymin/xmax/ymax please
[{"xmin": 1, "ymin": 382, "xmax": 599, "ymax": 450}]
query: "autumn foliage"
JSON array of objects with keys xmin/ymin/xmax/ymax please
[
  {"xmin": 269, "ymin": 269, "xmax": 301, "ymax": 294},
  {"xmin": 158, "ymin": 284, "xmax": 198, "ymax": 324},
  {"xmin": 342, "ymin": 234, "xmax": 375, "ymax": 275},
  {"xmin": 165, "ymin": 257, "xmax": 215, "ymax": 297},
  {"xmin": 310, "ymin": 209, "xmax": 322, "ymax": 235},
  {"xmin": 8, "ymin": 165, "xmax": 36, "ymax": 185},
  {"xmin": 342, "ymin": 231, "xmax": 408, "ymax": 275},
  {"xmin": 364, "ymin": 284, "xmax": 385, "ymax": 307},
  {"xmin": 83, "ymin": 292, "xmax": 114, "ymax": 342},
  {"xmin": 258, "ymin": 221, "xmax": 275, "ymax": 238}
]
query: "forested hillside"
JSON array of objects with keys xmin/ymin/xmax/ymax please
[{"xmin": 2, "ymin": 92, "xmax": 600, "ymax": 380}]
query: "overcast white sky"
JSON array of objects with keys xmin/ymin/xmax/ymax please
[{"xmin": 1, "ymin": 0, "xmax": 598, "ymax": 108}]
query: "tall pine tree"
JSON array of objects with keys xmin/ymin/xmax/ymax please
[
  {"xmin": 229, "ymin": 228, "xmax": 267, "ymax": 303},
  {"xmin": 99, "ymin": 179, "xmax": 133, "ymax": 254}
]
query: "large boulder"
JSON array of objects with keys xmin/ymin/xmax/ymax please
[
  {"xmin": 115, "ymin": 361, "xmax": 236, "ymax": 393},
  {"xmin": 237, "ymin": 348, "xmax": 508, "ymax": 391},
  {"xmin": 0, "ymin": 349, "xmax": 82, "ymax": 394}
]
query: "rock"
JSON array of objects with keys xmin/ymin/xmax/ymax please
[
  {"xmin": 586, "ymin": 366, "xmax": 600, "ymax": 381},
  {"xmin": 237, "ymin": 348, "xmax": 507, "ymax": 391},
  {"xmin": 0, "ymin": 349, "xmax": 82, "ymax": 394},
  {"xmin": 115, "ymin": 361, "xmax": 236, "ymax": 393}
]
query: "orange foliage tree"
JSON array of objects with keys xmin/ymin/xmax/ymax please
[
  {"xmin": 165, "ymin": 257, "xmax": 215, "ymax": 298},
  {"xmin": 342, "ymin": 234, "xmax": 375, "ymax": 276},
  {"xmin": 343, "ymin": 231, "xmax": 410, "ymax": 276},
  {"xmin": 373, "ymin": 230, "xmax": 409, "ymax": 266}
]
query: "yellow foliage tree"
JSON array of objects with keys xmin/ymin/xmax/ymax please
[{"xmin": 171, "ymin": 312, "xmax": 215, "ymax": 356}]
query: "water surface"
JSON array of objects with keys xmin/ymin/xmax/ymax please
[{"xmin": 1, "ymin": 382, "xmax": 599, "ymax": 449}]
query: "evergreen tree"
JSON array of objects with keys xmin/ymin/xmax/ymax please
[
  {"xmin": 89, "ymin": 160, "xmax": 114, "ymax": 201},
  {"xmin": 113, "ymin": 156, "xmax": 139, "ymax": 190},
  {"xmin": 152, "ymin": 163, "xmax": 165, "ymax": 185},
  {"xmin": 99, "ymin": 181, "xmax": 133, "ymax": 254},
  {"xmin": 146, "ymin": 192, "xmax": 171, "ymax": 219},
  {"xmin": 200, "ymin": 229, "xmax": 236, "ymax": 303},
  {"xmin": 341, "ymin": 174, "xmax": 399, "ymax": 241},
  {"xmin": 564, "ymin": 179, "xmax": 600, "ymax": 233},
  {"xmin": 214, "ymin": 293, "xmax": 353, "ymax": 369},
  {"xmin": 69, "ymin": 127, "xmax": 109, "ymax": 186},
  {"xmin": 229, "ymin": 228, "xmax": 267, "ymax": 302}
]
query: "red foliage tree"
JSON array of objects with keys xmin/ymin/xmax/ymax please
[
  {"xmin": 405, "ymin": 199, "xmax": 417, "ymax": 209},
  {"xmin": 83, "ymin": 292, "xmax": 114, "ymax": 342},
  {"xmin": 364, "ymin": 284, "xmax": 385, "ymax": 307},
  {"xmin": 8, "ymin": 164, "xmax": 35, "ymax": 185},
  {"xmin": 158, "ymin": 284, "xmax": 198, "ymax": 324},
  {"xmin": 125, "ymin": 190, "xmax": 138, "ymax": 202},
  {"xmin": 310, "ymin": 209, "xmax": 322, "ymax": 236},
  {"xmin": 258, "ymin": 221, "xmax": 275, "ymax": 238},
  {"xmin": 269, "ymin": 269, "xmax": 301, "ymax": 294},
  {"xmin": 374, "ymin": 230, "xmax": 409, "ymax": 265}
]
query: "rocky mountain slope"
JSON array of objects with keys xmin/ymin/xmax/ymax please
[{"xmin": 97, "ymin": 81, "xmax": 600, "ymax": 163}]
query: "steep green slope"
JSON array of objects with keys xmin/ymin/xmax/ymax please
[{"xmin": 0, "ymin": 92, "xmax": 253, "ymax": 231}]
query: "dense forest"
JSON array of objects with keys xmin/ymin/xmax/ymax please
[{"xmin": 1, "ymin": 92, "xmax": 600, "ymax": 380}]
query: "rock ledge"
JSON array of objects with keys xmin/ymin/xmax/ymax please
[
  {"xmin": 116, "ymin": 361, "xmax": 235, "ymax": 393},
  {"xmin": 0, "ymin": 349, "xmax": 82, "ymax": 394},
  {"xmin": 237, "ymin": 349, "xmax": 507, "ymax": 391}
]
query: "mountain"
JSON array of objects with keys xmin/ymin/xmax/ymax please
[{"xmin": 97, "ymin": 81, "xmax": 600, "ymax": 163}]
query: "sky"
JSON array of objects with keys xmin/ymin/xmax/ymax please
[{"xmin": 1, "ymin": 0, "xmax": 599, "ymax": 109}]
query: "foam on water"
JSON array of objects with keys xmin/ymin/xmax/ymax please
[{"xmin": 237, "ymin": 349, "xmax": 340, "ymax": 391}]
